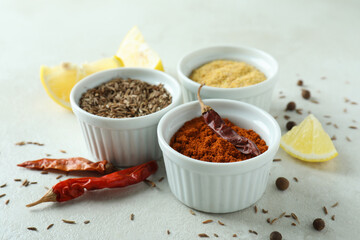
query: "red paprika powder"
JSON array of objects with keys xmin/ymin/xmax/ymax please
[{"xmin": 170, "ymin": 117, "xmax": 268, "ymax": 162}]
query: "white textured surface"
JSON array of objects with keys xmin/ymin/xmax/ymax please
[{"xmin": 1, "ymin": 0, "xmax": 360, "ymax": 240}]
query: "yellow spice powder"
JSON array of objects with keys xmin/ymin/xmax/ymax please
[{"xmin": 189, "ymin": 60, "xmax": 266, "ymax": 88}]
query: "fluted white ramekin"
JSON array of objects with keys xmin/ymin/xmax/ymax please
[
  {"xmin": 157, "ymin": 99, "xmax": 280, "ymax": 213},
  {"xmin": 177, "ymin": 45, "xmax": 278, "ymax": 112},
  {"xmin": 70, "ymin": 68, "xmax": 181, "ymax": 167}
]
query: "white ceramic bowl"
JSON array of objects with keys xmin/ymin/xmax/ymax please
[
  {"xmin": 177, "ymin": 45, "xmax": 279, "ymax": 112},
  {"xmin": 70, "ymin": 68, "xmax": 182, "ymax": 167},
  {"xmin": 157, "ymin": 99, "xmax": 280, "ymax": 213}
]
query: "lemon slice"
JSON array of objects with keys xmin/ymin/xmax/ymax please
[
  {"xmin": 41, "ymin": 57, "xmax": 124, "ymax": 110},
  {"xmin": 40, "ymin": 63, "xmax": 80, "ymax": 110},
  {"xmin": 81, "ymin": 56, "xmax": 123, "ymax": 76},
  {"xmin": 116, "ymin": 26, "xmax": 164, "ymax": 71},
  {"xmin": 280, "ymin": 114, "xmax": 338, "ymax": 162}
]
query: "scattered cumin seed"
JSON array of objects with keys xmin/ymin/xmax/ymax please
[
  {"xmin": 27, "ymin": 227, "xmax": 37, "ymax": 231},
  {"xmin": 279, "ymin": 96, "xmax": 285, "ymax": 99},
  {"xmin": 60, "ymin": 150, "xmax": 66, "ymax": 153},
  {"xmin": 326, "ymin": 122, "xmax": 332, "ymax": 125},
  {"xmin": 0, "ymin": 183, "xmax": 6, "ymax": 188},
  {"xmin": 158, "ymin": 177, "xmax": 164, "ymax": 182},
  {"xmin": 291, "ymin": 213, "xmax": 299, "ymax": 223},
  {"xmin": 351, "ymin": 101, "xmax": 358, "ymax": 105},
  {"xmin": 346, "ymin": 136, "xmax": 351, "ymax": 142},
  {"xmin": 202, "ymin": 219, "xmax": 213, "ymax": 224},
  {"xmin": 262, "ymin": 209, "xmax": 268, "ymax": 214},
  {"xmin": 284, "ymin": 115, "xmax": 290, "ymax": 120},
  {"xmin": 349, "ymin": 126, "xmax": 357, "ymax": 129},
  {"xmin": 333, "ymin": 124, "xmax": 338, "ymax": 129},
  {"xmin": 144, "ymin": 179, "xmax": 156, "ymax": 187},
  {"xmin": 310, "ymin": 99, "xmax": 319, "ymax": 104},
  {"xmin": 270, "ymin": 218, "xmax": 278, "ymax": 224},
  {"xmin": 254, "ymin": 205, "xmax": 258, "ymax": 213},
  {"xmin": 273, "ymin": 158, "xmax": 281, "ymax": 162},
  {"xmin": 291, "ymin": 223, "xmax": 296, "ymax": 226},
  {"xmin": 62, "ymin": 219, "xmax": 75, "ymax": 224},
  {"xmin": 84, "ymin": 220, "xmax": 90, "ymax": 224},
  {"xmin": 323, "ymin": 206, "xmax": 328, "ymax": 215},
  {"xmin": 130, "ymin": 214, "xmax": 134, "ymax": 221},
  {"xmin": 14, "ymin": 179, "xmax": 21, "ymax": 182},
  {"xmin": 22, "ymin": 179, "xmax": 29, "ymax": 186},
  {"xmin": 345, "ymin": 98, "xmax": 350, "ymax": 103},
  {"xmin": 218, "ymin": 220, "xmax": 225, "ymax": 226},
  {"xmin": 331, "ymin": 135, "xmax": 337, "ymax": 141},
  {"xmin": 31, "ymin": 182, "xmax": 37, "ymax": 184},
  {"xmin": 249, "ymin": 230, "xmax": 258, "ymax": 235},
  {"xmin": 5, "ymin": 199, "xmax": 9, "ymax": 205},
  {"xmin": 47, "ymin": 224, "xmax": 54, "ymax": 230},
  {"xmin": 167, "ymin": 230, "xmax": 170, "ymax": 235},
  {"xmin": 214, "ymin": 233, "xmax": 219, "ymax": 237},
  {"xmin": 324, "ymin": 115, "xmax": 331, "ymax": 118},
  {"xmin": 296, "ymin": 109, "xmax": 302, "ymax": 115},
  {"xmin": 190, "ymin": 209, "xmax": 196, "ymax": 216},
  {"xmin": 41, "ymin": 171, "xmax": 48, "ymax": 174},
  {"xmin": 343, "ymin": 108, "xmax": 347, "ymax": 113},
  {"xmin": 285, "ymin": 215, "xmax": 291, "ymax": 218},
  {"xmin": 198, "ymin": 233, "xmax": 209, "ymax": 238},
  {"xmin": 232, "ymin": 234, "xmax": 237, "ymax": 237},
  {"xmin": 16, "ymin": 141, "xmax": 26, "ymax": 146},
  {"xmin": 331, "ymin": 202, "xmax": 339, "ymax": 208},
  {"xmin": 279, "ymin": 212, "xmax": 286, "ymax": 218},
  {"xmin": 56, "ymin": 175, "xmax": 63, "ymax": 180},
  {"xmin": 267, "ymin": 218, "xmax": 271, "ymax": 223},
  {"xmin": 0, "ymin": 194, "xmax": 5, "ymax": 198},
  {"xmin": 331, "ymin": 215, "xmax": 335, "ymax": 221},
  {"xmin": 293, "ymin": 177, "xmax": 298, "ymax": 182}
]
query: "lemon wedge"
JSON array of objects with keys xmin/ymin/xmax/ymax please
[
  {"xmin": 41, "ymin": 57, "xmax": 123, "ymax": 110},
  {"xmin": 280, "ymin": 114, "xmax": 338, "ymax": 162},
  {"xmin": 81, "ymin": 57, "xmax": 123, "ymax": 76},
  {"xmin": 116, "ymin": 26, "xmax": 164, "ymax": 71}
]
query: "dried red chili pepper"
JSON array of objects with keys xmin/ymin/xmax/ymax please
[
  {"xmin": 26, "ymin": 160, "xmax": 158, "ymax": 207},
  {"xmin": 197, "ymin": 85, "xmax": 260, "ymax": 157},
  {"xmin": 17, "ymin": 157, "xmax": 115, "ymax": 174}
]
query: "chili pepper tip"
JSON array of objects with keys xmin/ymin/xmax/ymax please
[
  {"xmin": 197, "ymin": 85, "xmax": 212, "ymax": 114},
  {"xmin": 26, "ymin": 189, "xmax": 57, "ymax": 207}
]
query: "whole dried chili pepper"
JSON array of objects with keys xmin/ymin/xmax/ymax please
[
  {"xmin": 17, "ymin": 157, "xmax": 115, "ymax": 174},
  {"xmin": 26, "ymin": 160, "xmax": 158, "ymax": 207},
  {"xmin": 197, "ymin": 85, "xmax": 260, "ymax": 157}
]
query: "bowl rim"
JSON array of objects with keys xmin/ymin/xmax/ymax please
[
  {"xmin": 157, "ymin": 98, "xmax": 281, "ymax": 168},
  {"xmin": 177, "ymin": 45, "xmax": 279, "ymax": 94},
  {"xmin": 70, "ymin": 67, "xmax": 182, "ymax": 123}
]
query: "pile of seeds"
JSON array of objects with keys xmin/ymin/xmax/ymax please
[{"xmin": 79, "ymin": 78, "xmax": 172, "ymax": 118}]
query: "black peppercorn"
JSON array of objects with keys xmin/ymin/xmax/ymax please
[
  {"xmin": 297, "ymin": 80, "xmax": 303, "ymax": 86},
  {"xmin": 313, "ymin": 218, "xmax": 325, "ymax": 231},
  {"xmin": 270, "ymin": 231, "xmax": 282, "ymax": 240},
  {"xmin": 286, "ymin": 102, "xmax": 296, "ymax": 111},
  {"xmin": 286, "ymin": 121, "xmax": 296, "ymax": 130},
  {"xmin": 302, "ymin": 89, "xmax": 311, "ymax": 99},
  {"xmin": 276, "ymin": 177, "xmax": 289, "ymax": 191}
]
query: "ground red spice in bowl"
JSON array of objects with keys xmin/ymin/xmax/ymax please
[{"xmin": 170, "ymin": 117, "xmax": 268, "ymax": 162}]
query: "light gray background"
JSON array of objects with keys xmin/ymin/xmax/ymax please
[{"xmin": 0, "ymin": 0, "xmax": 359, "ymax": 239}]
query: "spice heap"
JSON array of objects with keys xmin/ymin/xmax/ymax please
[
  {"xmin": 79, "ymin": 78, "xmax": 172, "ymax": 118},
  {"xmin": 170, "ymin": 85, "xmax": 267, "ymax": 162},
  {"xmin": 170, "ymin": 117, "xmax": 267, "ymax": 162},
  {"xmin": 189, "ymin": 60, "xmax": 266, "ymax": 88}
]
